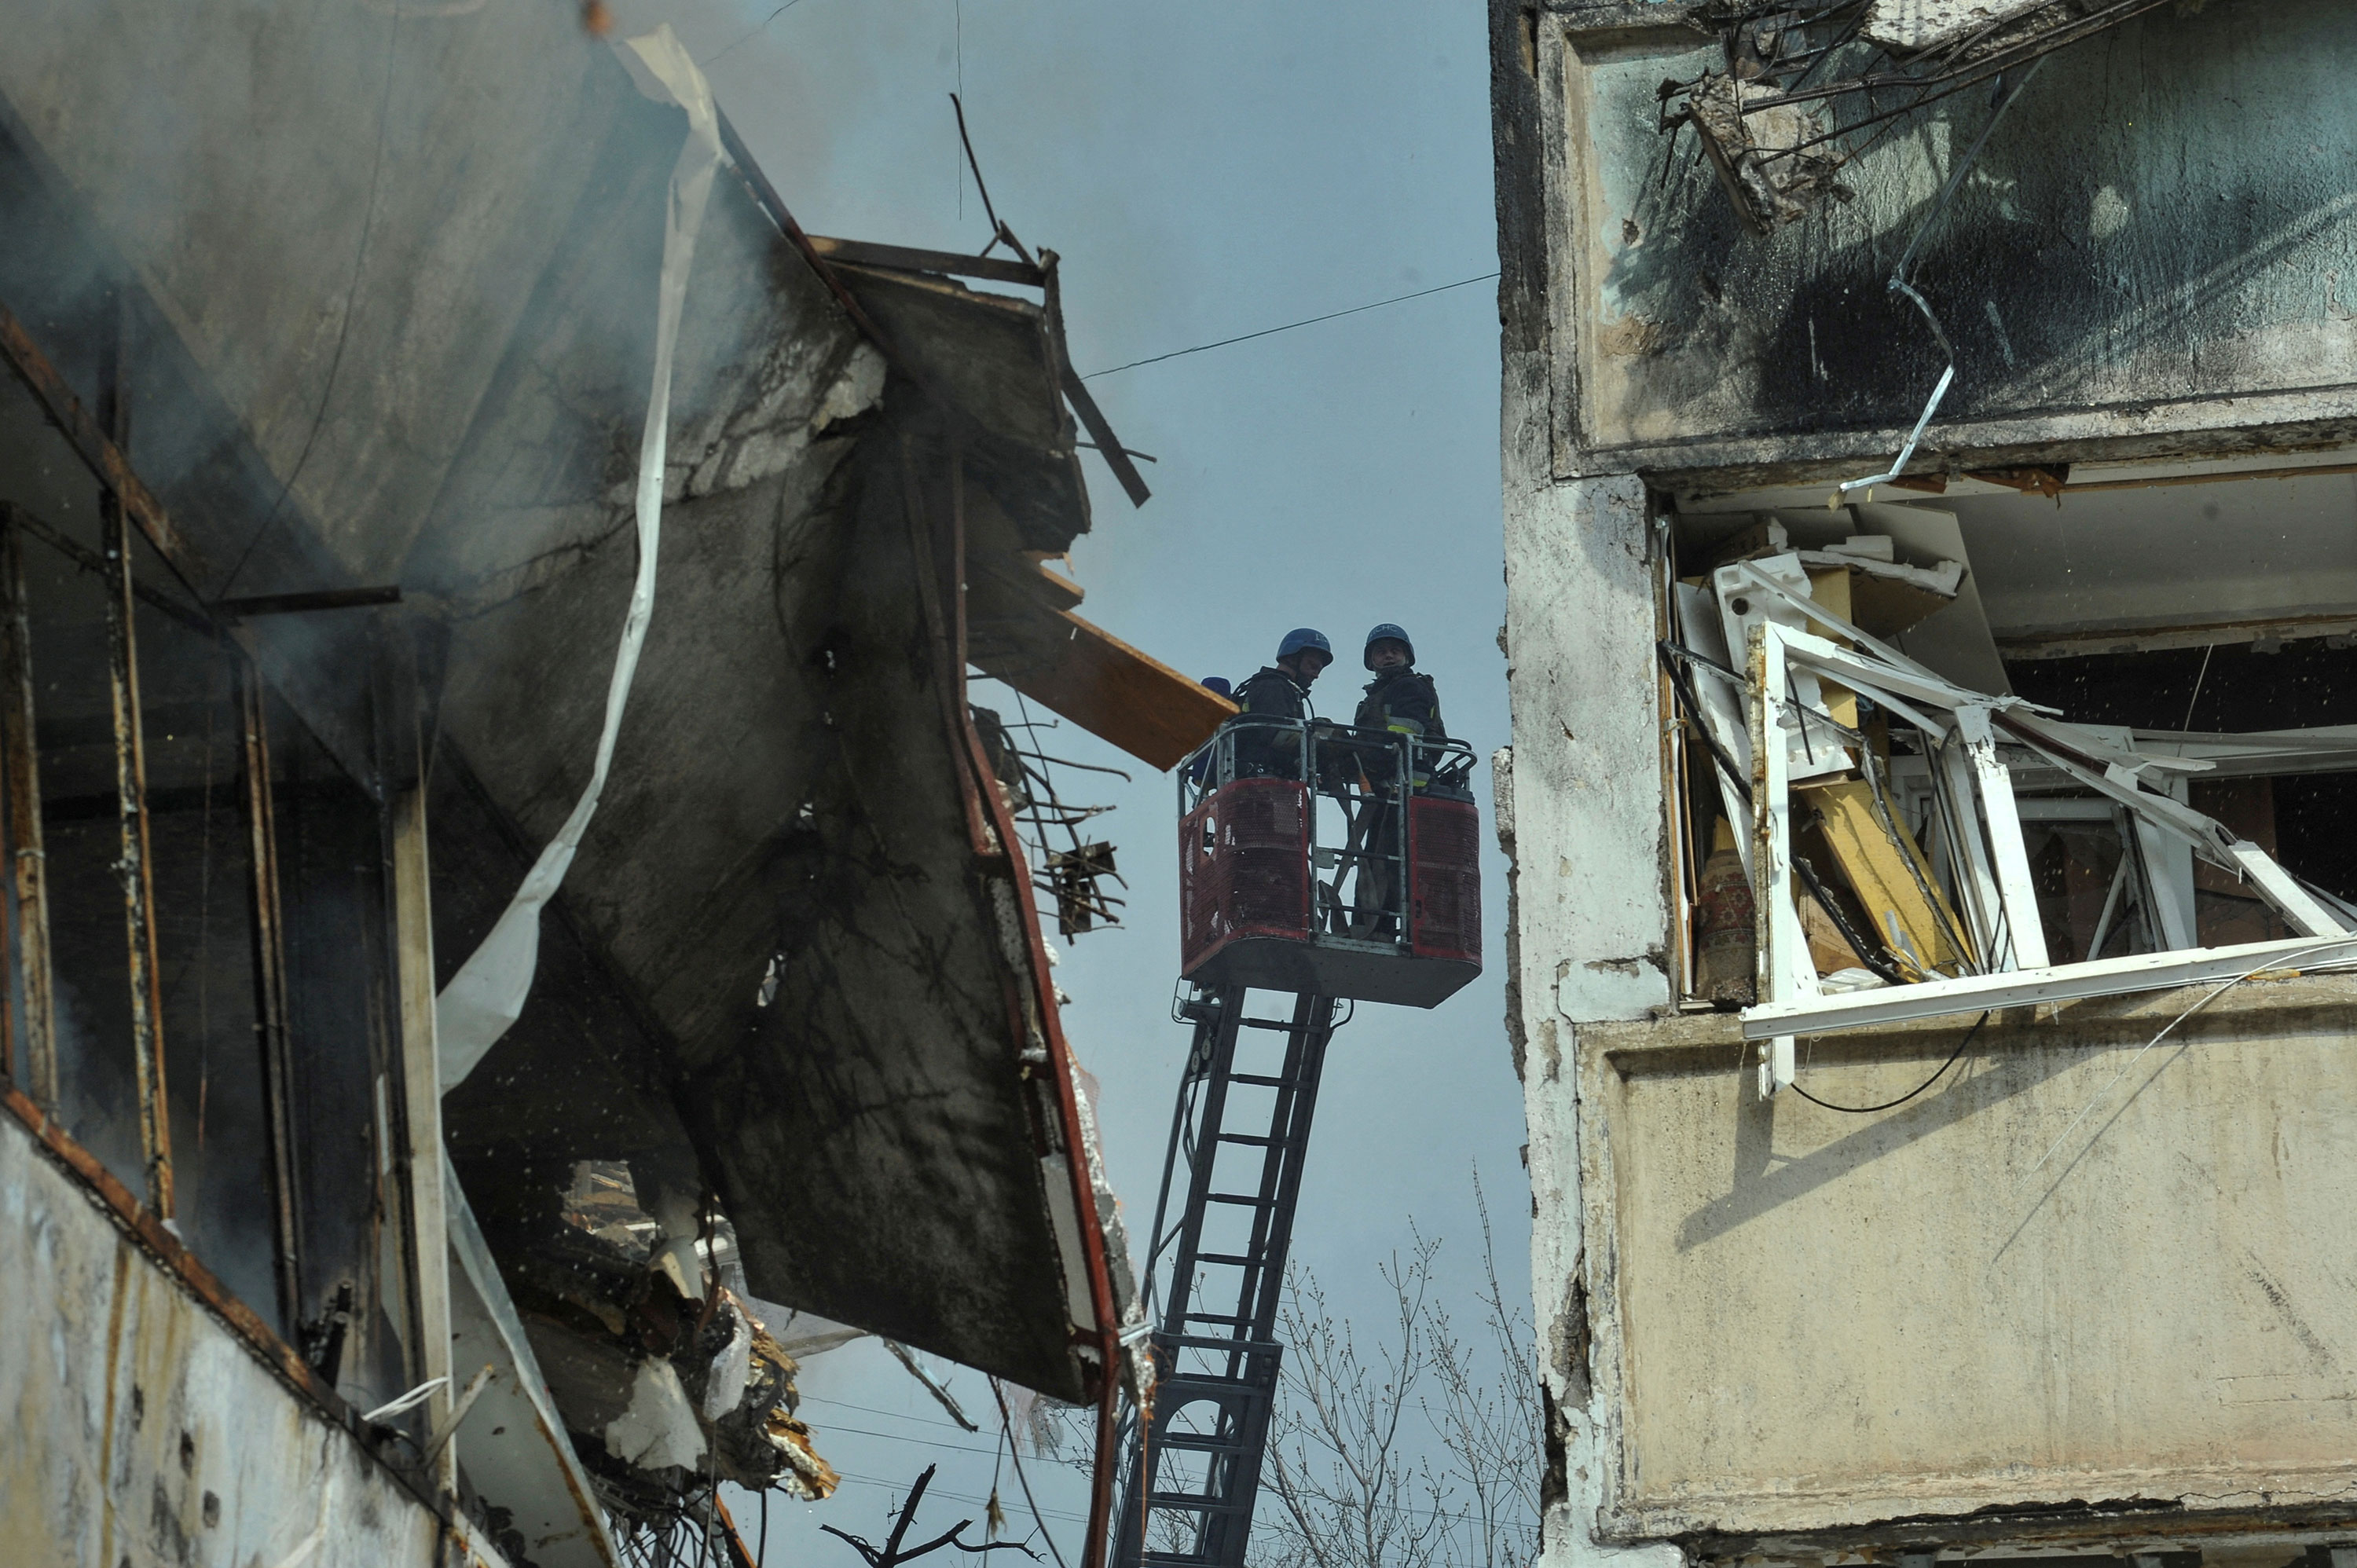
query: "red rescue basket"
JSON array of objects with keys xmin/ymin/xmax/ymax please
[{"xmin": 1177, "ymin": 718, "xmax": 1480, "ymax": 1008}]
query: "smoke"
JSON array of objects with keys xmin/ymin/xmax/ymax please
[
  {"xmin": 0, "ymin": 0, "xmax": 780, "ymax": 606},
  {"xmin": 613, "ymin": 0, "xmax": 1170, "ymax": 365}
]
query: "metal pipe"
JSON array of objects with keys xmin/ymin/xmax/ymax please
[
  {"xmin": 241, "ymin": 664, "xmax": 305, "ymax": 1328},
  {"xmin": 0, "ymin": 298, "xmax": 209, "ymax": 586},
  {"xmin": 0, "ymin": 506, "xmax": 56, "ymax": 1103},
  {"xmin": 97, "ymin": 315, "xmax": 174, "ymax": 1218}
]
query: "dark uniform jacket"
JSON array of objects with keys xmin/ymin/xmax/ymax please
[
  {"xmin": 1354, "ymin": 669, "xmax": 1444, "ymax": 742},
  {"xmin": 1354, "ymin": 669, "xmax": 1445, "ymax": 789},
  {"xmin": 1230, "ymin": 665, "xmax": 1315, "ymax": 777}
]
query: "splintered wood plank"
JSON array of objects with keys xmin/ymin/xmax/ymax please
[
  {"xmin": 971, "ymin": 604, "xmax": 1235, "ymax": 772},
  {"xmin": 1804, "ymin": 567, "xmax": 1859, "ymax": 731}
]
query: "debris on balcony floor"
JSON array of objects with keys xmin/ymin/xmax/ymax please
[{"xmin": 1659, "ymin": 506, "xmax": 2357, "ymax": 1093}]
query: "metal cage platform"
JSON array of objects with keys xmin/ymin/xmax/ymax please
[{"xmin": 1175, "ymin": 719, "xmax": 1480, "ymax": 1009}]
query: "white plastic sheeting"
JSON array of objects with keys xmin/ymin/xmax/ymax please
[
  {"xmin": 437, "ymin": 27, "xmax": 725, "ymax": 1090},
  {"xmin": 445, "ymin": 1154, "xmax": 624, "ymax": 1567}
]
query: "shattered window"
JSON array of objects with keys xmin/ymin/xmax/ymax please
[
  {"xmin": 1, "ymin": 386, "xmax": 402, "ymax": 1367},
  {"xmin": 1659, "ymin": 473, "xmax": 2357, "ymax": 1053}
]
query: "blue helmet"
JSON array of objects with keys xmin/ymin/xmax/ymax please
[
  {"xmin": 1363, "ymin": 623, "xmax": 1415, "ymax": 669},
  {"xmin": 1200, "ymin": 675, "xmax": 1233, "ymax": 696},
  {"xmin": 1277, "ymin": 628, "xmax": 1332, "ymax": 663}
]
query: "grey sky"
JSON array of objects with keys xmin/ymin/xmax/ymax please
[{"xmin": 603, "ymin": 1, "xmax": 1516, "ymax": 1556}]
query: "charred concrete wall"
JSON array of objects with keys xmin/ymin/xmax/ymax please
[
  {"xmin": 0, "ymin": 1108, "xmax": 484, "ymax": 1567},
  {"xmin": 1523, "ymin": 0, "xmax": 2357, "ymax": 483},
  {"xmin": 0, "ymin": 0, "xmax": 664, "ymax": 589}
]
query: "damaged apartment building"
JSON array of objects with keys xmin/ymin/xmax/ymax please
[
  {"xmin": 0, "ymin": 4, "xmax": 1225, "ymax": 1565},
  {"xmin": 1489, "ymin": 4, "xmax": 2357, "ymax": 1568}
]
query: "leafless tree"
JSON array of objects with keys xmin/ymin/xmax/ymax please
[
  {"xmin": 1025, "ymin": 1173, "xmax": 1538, "ymax": 1568},
  {"xmin": 1417, "ymin": 1172, "xmax": 1541, "ymax": 1568},
  {"xmin": 1251, "ymin": 1171, "xmax": 1538, "ymax": 1568}
]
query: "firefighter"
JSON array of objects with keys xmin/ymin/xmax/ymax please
[
  {"xmin": 1352, "ymin": 623, "xmax": 1446, "ymax": 757},
  {"xmin": 1349, "ymin": 623, "xmax": 1444, "ymax": 936},
  {"xmin": 1228, "ymin": 628, "xmax": 1332, "ymax": 780}
]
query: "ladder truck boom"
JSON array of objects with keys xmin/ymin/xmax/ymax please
[{"xmin": 1114, "ymin": 717, "xmax": 1481, "ymax": 1568}]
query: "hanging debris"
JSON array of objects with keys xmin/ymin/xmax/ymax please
[
  {"xmin": 510, "ymin": 1161, "xmax": 838, "ymax": 1528},
  {"xmin": 1660, "ymin": 529, "xmax": 2357, "ymax": 1097},
  {"xmin": 975, "ymin": 703, "xmax": 1131, "ymax": 940},
  {"xmin": 1047, "ymin": 841, "xmax": 1122, "ymax": 937},
  {"xmin": 1680, "ymin": 71, "xmax": 1850, "ymax": 233},
  {"xmin": 1662, "ymin": 0, "xmax": 2188, "ymax": 229}
]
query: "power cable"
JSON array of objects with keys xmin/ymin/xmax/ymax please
[
  {"xmin": 1834, "ymin": 53, "xmax": 2047, "ymax": 499},
  {"xmin": 2022, "ymin": 938, "xmax": 2357, "ymax": 1179},
  {"xmin": 1084, "ymin": 272, "xmax": 1498, "ymax": 378},
  {"xmin": 992, "ymin": 1379, "xmax": 1072, "ymax": 1568},
  {"xmin": 2180, "ymin": 642, "xmax": 2216, "ymax": 729},
  {"xmin": 801, "ymin": 1393, "xmax": 1001, "ymax": 1436},
  {"xmin": 816, "ymin": 1444, "xmax": 1534, "ymax": 1531},
  {"xmin": 823, "ymin": 1468, "xmax": 1091, "ymax": 1526},
  {"xmin": 1789, "ymin": 1009, "xmax": 1988, "ymax": 1113},
  {"xmin": 698, "ymin": 0, "xmax": 812, "ymax": 67},
  {"xmin": 811, "ymin": 1420, "xmax": 1010, "ymax": 1459}
]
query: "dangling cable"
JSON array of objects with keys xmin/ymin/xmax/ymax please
[
  {"xmin": 1791, "ymin": 1009, "xmax": 1989, "ymax": 1113},
  {"xmin": 1835, "ymin": 54, "xmax": 2047, "ymax": 501}
]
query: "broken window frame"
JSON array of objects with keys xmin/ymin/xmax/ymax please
[
  {"xmin": 0, "ymin": 303, "xmax": 449, "ymax": 1457},
  {"xmin": 1726, "ymin": 578, "xmax": 2357, "ymax": 1092},
  {"xmin": 0, "ymin": 499, "xmax": 367, "ymax": 1336}
]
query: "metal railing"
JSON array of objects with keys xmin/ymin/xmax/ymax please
[{"xmin": 1179, "ymin": 717, "xmax": 1474, "ymax": 943}]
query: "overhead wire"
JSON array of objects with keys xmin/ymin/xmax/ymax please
[
  {"xmin": 823, "ymin": 1467, "xmax": 1091, "ymax": 1526},
  {"xmin": 801, "ymin": 1393, "xmax": 1013, "ymax": 1436},
  {"xmin": 697, "ymin": 0, "xmax": 812, "ymax": 68},
  {"xmin": 220, "ymin": 6, "xmax": 400, "ymax": 594},
  {"xmin": 1084, "ymin": 272, "xmax": 1499, "ymax": 378},
  {"xmin": 992, "ymin": 1379, "xmax": 1074, "ymax": 1568},
  {"xmin": 2019, "ymin": 938, "xmax": 2357, "ymax": 1180}
]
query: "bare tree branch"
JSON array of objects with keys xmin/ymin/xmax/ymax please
[
  {"xmin": 1246, "ymin": 1171, "xmax": 1538, "ymax": 1568},
  {"xmin": 823, "ymin": 1464, "xmax": 1043, "ymax": 1566}
]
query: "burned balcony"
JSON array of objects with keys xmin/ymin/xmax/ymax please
[{"xmin": 0, "ymin": 9, "xmax": 1222, "ymax": 1563}]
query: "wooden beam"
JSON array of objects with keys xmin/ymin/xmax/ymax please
[
  {"xmin": 240, "ymin": 666, "xmax": 306, "ymax": 1332},
  {"xmin": 975, "ymin": 606, "xmax": 1234, "ymax": 772},
  {"xmin": 1795, "ymin": 779, "xmax": 1974, "ymax": 976},
  {"xmin": 390, "ymin": 782, "xmax": 455, "ymax": 1490},
  {"xmin": 380, "ymin": 611, "xmax": 452, "ymax": 1488}
]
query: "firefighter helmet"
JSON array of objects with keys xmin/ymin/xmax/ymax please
[{"xmin": 1362, "ymin": 623, "xmax": 1415, "ymax": 669}]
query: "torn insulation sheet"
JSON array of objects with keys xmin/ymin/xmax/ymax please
[{"xmin": 436, "ymin": 26, "xmax": 724, "ymax": 1090}]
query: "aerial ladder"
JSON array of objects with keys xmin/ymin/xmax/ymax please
[{"xmin": 1112, "ymin": 716, "xmax": 1483, "ymax": 1568}]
